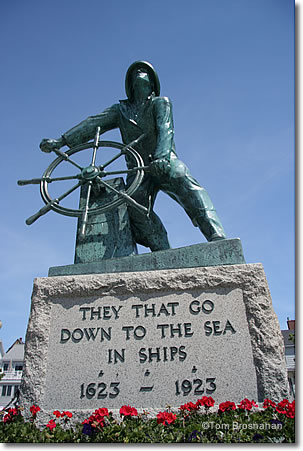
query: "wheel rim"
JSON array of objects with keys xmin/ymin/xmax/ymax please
[{"xmin": 40, "ymin": 141, "xmax": 145, "ymax": 217}]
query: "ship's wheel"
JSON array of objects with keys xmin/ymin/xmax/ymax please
[{"xmin": 18, "ymin": 128, "xmax": 149, "ymax": 237}]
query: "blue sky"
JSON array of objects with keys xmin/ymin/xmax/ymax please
[{"xmin": 0, "ymin": 0, "xmax": 294, "ymax": 350}]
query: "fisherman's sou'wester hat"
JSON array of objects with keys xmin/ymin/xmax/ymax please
[{"xmin": 125, "ymin": 61, "xmax": 160, "ymax": 99}]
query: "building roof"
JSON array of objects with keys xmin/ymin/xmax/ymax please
[
  {"xmin": 2, "ymin": 339, "xmax": 24, "ymax": 361},
  {"xmin": 281, "ymin": 329, "xmax": 295, "ymax": 346}
]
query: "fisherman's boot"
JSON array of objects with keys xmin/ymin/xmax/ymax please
[{"xmin": 192, "ymin": 208, "xmax": 226, "ymax": 242}]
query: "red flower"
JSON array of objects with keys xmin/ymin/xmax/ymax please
[
  {"xmin": 237, "ymin": 398, "xmax": 258, "ymax": 410},
  {"xmin": 30, "ymin": 404, "xmax": 40, "ymax": 416},
  {"xmin": 46, "ymin": 419, "xmax": 57, "ymax": 430},
  {"xmin": 53, "ymin": 410, "xmax": 62, "ymax": 418},
  {"xmin": 2, "ymin": 408, "xmax": 19, "ymax": 424},
  {"xmin": 63, "ymin": 411, "xmax": 73, "ymax": 418},
  {"xmin": 119, "ymin": 405, "xmax": 138, "ymax": 417},
  {"xmin": 196, "ymin": 396, "xmax": 215, "ymax": 408},
  {"xmin": 95, "ymin": 407, "xmax": 109, "ymax": 417},
  {"xmin": 90, "ymin": 418, "xmax": 105, "ymax": 428},
  {"xmin": 274, "ymin": 399, "xmax": 294, "ymax": 417},
  {"xmin": 87, "ymin": 407, "xmax": 109, "ymax": 428},
  {"xmin": 276, "ymin": 399, "xmax": 290, "ymax": 414},
  {"xmin": 218, "ymin": 401, "xmax": 236, "ymax": 413},
  {"xmin": 263, "ymin": 398, "xmax": 276, "ymax": 409},
  {"xmin": 285, "ymin": 400, "xmax": 295, "ymax": 418},
  {"xmin": 179, "ymin": 401, "xmax": 199, "ymax": 412},
  {"xmin": 157, "ymin": 411, "xmax": 177, "ymax": 426}
]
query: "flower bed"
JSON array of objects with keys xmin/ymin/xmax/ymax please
[{"xmin": 0, "ymin": 397, "xmax": 295, "ymax": 443}]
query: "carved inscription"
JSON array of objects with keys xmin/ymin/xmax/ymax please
[
  {"xmin": 80, "ymin": 382, "xmax": 120, "ymax": 400},
  {"xmin": 40, "ymin": 282, "xmax": 260, "ymax": 410},
  {"xmin": 55, "ymin": 294, "xmax": 240, "ymax": 404},
  {"xmin": 59, "ymin": 299, "xmax": 236, "ymax": 353},
  {"xmin": 175, "ymin": 377, "xmax": 217, "ymax": 396}
]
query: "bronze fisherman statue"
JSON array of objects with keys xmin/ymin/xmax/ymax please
[{"xmin": 40, "ymin": 61, "xmax": 226, "ymax": 251}]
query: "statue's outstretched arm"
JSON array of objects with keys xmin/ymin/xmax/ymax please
[{"xmin": 40, "ymin": 104, "xmax": 119, "ymax": 152}]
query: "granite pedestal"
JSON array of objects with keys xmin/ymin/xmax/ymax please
[{"xmin": 20, "ymin": 259, "xmax": 289, "ymax": 425}]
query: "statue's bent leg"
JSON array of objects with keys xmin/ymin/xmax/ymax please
[
  {"xmin": 159, "ymin": 157, "xmax": 226, "ymax": 241},
  {"xmin": 126, "ymin": 175, "xmax": 171, "ymax": 251}
]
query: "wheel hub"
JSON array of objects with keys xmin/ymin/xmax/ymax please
[{"xmin": 81, "ymin": 165, "xmax": 99, "ymax": 180}]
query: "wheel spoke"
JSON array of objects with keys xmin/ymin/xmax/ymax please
[
  {"xmin": 53, "ymin": 181, "xmax": 83, "ymax": 203},
  {"xmin": 99, "ymin": 166, "xmax": 149, "ymax": 177},
  {"xmin": 90, "ymin": 127, "xmax": 100, "ymax": 166},
  {"xmin": 96, "ymin": 176, "xmax": 148, "ymax": 215},
  {"xmin": 97, "ymin": 135, "xmax": 146, "ymax": 171},
  {"xmin": 80, "ymin": 182, "xmax": 92, "ymax": 238},
  {"xmin": 99, "ymin": 151, "xmax": 123, "ymax": 170},
  {"xmin": 121, "ymin": 133, "xmax": 146, "ymax": 151},
  {"xmin": 18, "ymin": 174, "xmax": 80, "ymax": 185},
  {"xmin": 48, "ymin": 174, "xmax": 81, "ymax": 182},
  {"xmin": 25, "ymin": 181, "xmax": 82, "ymax": 225},
  {"xmin": 52, "ymin": 148, "xmax": 83, "ymax": 170}
]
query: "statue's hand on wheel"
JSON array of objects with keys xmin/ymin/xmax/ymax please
[
  {"xmin": 39, "ymin": 137, "xmax": 64, "ymax": 153},
  {"xmin": 149, "ymin": 157, "xmax": 171, "ymax": 178}
]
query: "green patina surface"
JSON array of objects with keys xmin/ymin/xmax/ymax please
[
  {"xmin": 74, "ymin": 178, "xmax": 137, "ymax": 263},
  {"xmin": 49, "ymin": 238, "xmax": 245, "ymax": 276}
]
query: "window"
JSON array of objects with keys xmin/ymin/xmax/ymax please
[
  {"xmin": 15, "ymin": 365, "xmax": 23, "ymax": 371},
  {"xmin": 14, "ymin": 385, "xmax": 20, "ymax": 396},
  {"xmin": 3, "ymin": 363, "xmax": 9, "ymax": 371},
  {"xmin": 1, "ymin": 385, "xmax": 7, "ymax": 396},
  {"xmin": 7, "ymin": 385, "xmax": 12, "ymax": 396}
]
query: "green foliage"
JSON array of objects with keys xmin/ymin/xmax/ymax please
[
  {"xmin": 0, "ymin": 403, "xmax": 295, "ymax": 443},
  {"xmin": 289, "ymin": 332, "xmax": 295, "ymax": 344}
]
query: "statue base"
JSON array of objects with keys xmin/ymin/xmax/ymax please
[
  {"xmin": 20, "ymin": 262, "xmax": 288, "ymax": 425},
  {"xmin": 49, "ymin": 238, "xmax": 245, "ymax": 276}
]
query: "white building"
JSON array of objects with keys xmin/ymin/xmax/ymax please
[
  {"xmin": 0, "ymin": 338, "xmax": 24, "ymax": 409},
  {"xmin": 281, "ymin": 319, "xmax": 295, "ymax": 400}
]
